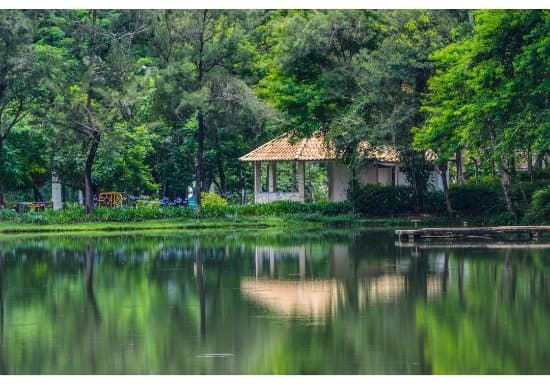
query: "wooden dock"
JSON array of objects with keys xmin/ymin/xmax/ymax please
[{"xmin": 395, "ymin": 226, "xmax": 550, "ymax": 242}]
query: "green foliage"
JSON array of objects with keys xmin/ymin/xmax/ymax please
[
  {"xmin": 348, "ymin": 182, "xmax": 416, "ymax": 216},
  {"xmin": 526, "ymin": 187, "xmax": 550, "ymax": 224},
  {"xmin": 347, "ymin": 179, "xmax": 550, "ymax": 224},
  {"xmin": 201, "ymin": 192, "xmax": 228, "ymax": 207},
  {"xmin": 0, "ymin": 201, "xmax": 353, "ymax": 224}
]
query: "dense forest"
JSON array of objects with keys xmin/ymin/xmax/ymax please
[{"xmin": 0, "ymin": 10, "xmax": 548, "ymax": 218}]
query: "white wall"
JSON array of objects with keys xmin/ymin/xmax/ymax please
[{"xmin": 329, "ymin": 161, "xmax": 353, "ymax": 202}]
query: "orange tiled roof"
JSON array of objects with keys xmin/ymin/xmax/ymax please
[
  {"xmin": 240, "ymin": 131, "xmax": 435, "ymax": 164},
  {"xmin": 357, "ymin": 142, "xmax": 401, "ymax": 163},
  {"xmin": 239, "ymin": 132, "xmax": 337, "ymax": 161}
]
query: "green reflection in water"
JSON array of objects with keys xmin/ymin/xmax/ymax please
[{"xmin": 0, "ymin": 231, "xmax": 548, "ymax": 374}]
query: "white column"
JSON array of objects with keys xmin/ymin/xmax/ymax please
[
  {"xmin": 78, "ymin": 190, "xmax": 84, "ymax": 205},
  {"xmin": 297, "ymin": 161, "xmax": 305, "ymax": 202},
  {"xmin": 52, "ymin": 175, "xmax": 63, "ymax": 210},
  {"xmin": 254, "ymin": 161, "xmax": 262, "ymax": 203},
  {"xmin": 254, "ymin": 161, "xmax": 262, "ymax": 192},
  {"xmin": 268, "ymin": 161, "xmax": 277, "ymax": 193}
]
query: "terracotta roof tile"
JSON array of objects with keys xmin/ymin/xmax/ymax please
[
  {"xmin": 239, "ymin": 132, "xmax": 336, "ymax": 161},
  {"xmin": 240, "ymin": 131, "xmax": 434, "ymax": 165}
]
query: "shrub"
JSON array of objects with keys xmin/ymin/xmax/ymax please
[
  {"xmin": 348, "ymin": 183, "xmax": 416, "ymax": 216},
  {"xmin": 201, "ymin": 192, "xmax": 228, "ymax": 207},
  {"xmin": 525, "ymin": 187, "xmax": 550, "ymax": 224},
  {"xmin": 449, "ymin": 183, "xmax": 504, "ymax": 215}
]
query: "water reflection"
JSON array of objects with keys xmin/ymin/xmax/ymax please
[
  {"xmin": 0, "ymin": 232, "xmax": 547, "ymax": 374},
  {"xmin": 242, "ymin": 244, "xmax": 447, "ymax": 321}
]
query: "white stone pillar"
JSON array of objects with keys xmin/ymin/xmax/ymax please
[
  {"xmin": 78, "ymin": 190, "xmax": 84, "ymax": 205},
  {"xmin": 254, "ymin": 161, "xmax": 262, "ymax": 203},
  {"xmin": 254, "ymin": 162, "xmax": 262, "ymax": 193},
  {"xmin": 51, "ymin": 175, "xmax": 63, "ymax": 210},
  {"xmin": 297, "ymin": 161, "xmax": 305, "ymax": 202},
  {"xmin": 268, "ymin": 161, "xmax": 277, "ymax": 193}
]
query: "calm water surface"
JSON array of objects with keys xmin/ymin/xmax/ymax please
[{"xmin": 0, "ymin": 229, "xmax": 548, "ymax": 374}]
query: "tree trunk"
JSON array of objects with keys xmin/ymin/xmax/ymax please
[
  {"xmin": 84, "ymin": 10, "xmax": 99, "ymax": 215},
  {"xmin": 84, "ymin": 132, "xmax": 101, "ymax": 214},
  {"xmin": 195, "ymin": 111, "xmax": 204, "ymax": 208},
  {"xmin": 439, "ymin": 163, "xmax": 453, "ymax": 217},
  {"xmin": 527, "ymin": 148, "xmax": 533, "ymax": 182},
  {"xmin": 240, "ymin": 164, "xmax": 246, "ymax": 205},
  {"xmin": 214, "ymin": 130, "xmax": 226, "ymax": 196},
  {"xmin": 499, "ymin": 164, "xmax": 519, "ymax": 223}
]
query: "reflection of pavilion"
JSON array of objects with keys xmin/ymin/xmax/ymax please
[{"xmin": 241, "ymin": 245, "xmax": 443, "ymax": 321}]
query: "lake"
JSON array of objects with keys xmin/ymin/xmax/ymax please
[{"xmin": 0, "ymin": 229, "xmax": 548, "ymax": 374}]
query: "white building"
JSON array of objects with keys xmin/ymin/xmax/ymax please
[{"xmin": 239, "ymin": 131, "xmax": 446, "ymax": 203}]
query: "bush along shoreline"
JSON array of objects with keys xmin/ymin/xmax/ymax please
[
  {"xmin": 0, "ymin": 201, "xmax": 356, "ymax": 225},
  {"xmin": 348, "ymin": 180, "xmax": 550, "ymax": 225},
  {"xmin": 0, "ymin": 182, "xmax": 548, "ymax": 227}
]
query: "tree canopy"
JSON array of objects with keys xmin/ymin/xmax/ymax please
[{"xmin": 0, "ymin": 9, "xmax": 546, "ymax": 216}]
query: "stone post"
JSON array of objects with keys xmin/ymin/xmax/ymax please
[
  {"xmin": 268, "ymin": 161, "xmax": 277, "ymax": 193},
  {"xmin": 254, "ymin": 161, "xmax": 262, "ymax": 203},
  {"xmin": 254, "ymin": 162, "xmax": 262, "ymax": 193},
  {"xmin": 297, "ymin": 161, "xmax": 305, "ymax": 202},
  {"xmin": 51, "ymin": 174, "xmax": 63, "ymax": 210}
]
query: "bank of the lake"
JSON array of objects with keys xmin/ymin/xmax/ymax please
[{"xmin": 0, "ymin": 214, "xmax": 459, "ymax": 235}]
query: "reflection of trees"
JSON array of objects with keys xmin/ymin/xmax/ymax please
[
  {"xmin": 416, "ymin": 258, "xmax": 550, "ymax": 374},
  {"xmin": 0, "ymin": 234, "xmax": 547, "ymax": 374},
  {"xmin": 85, "ymin": 245, "xmax": 101, "ymax": 324},
  {"xmin": 0, "ymin": 252, "xmax": 6, "ymax": 374},
  {"xmin": 194, "ymin": 240, "xmax": 206, "ymax": 339}
]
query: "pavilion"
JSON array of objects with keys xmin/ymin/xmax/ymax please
[{"xmin": 239, "ymin": 131, "xmax": 444, "ymax": 204}]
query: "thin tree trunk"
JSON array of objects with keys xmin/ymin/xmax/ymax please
[
  {"xmin": 214, "ymin": 130, "xmax": 226, "ymax": 196},
  {"xmin": 240, "ymin": 164, "xmax": 246, "ymax": 205},
  {"xmin": 527, "ymin": 148, "xmax": 533, "ymax": 182},
  {"xmin": 84, "ymin": 10, "xmax": 99, "ymax": 215},
  {"xmin": 195, "ymin": 111, "xmax": 204, "ymax": 208},
  {"xmin": 439, "ymin": 163, "xmax": 453, "ymax": 217},
  {"xmin": 194, "ymin": 10, "xmax": 208, "ymax": 209},
  {"xmin": 499, "ymin": 164, "xmax": 518, "ymax": 223},
  {"xmin": 84, "ymin": 132, "xmax": 101, "ymax": 214}
]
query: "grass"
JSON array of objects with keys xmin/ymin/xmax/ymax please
[{"xmin": 0, "ymin": 214, "xmax": 366, "ymax": 235}]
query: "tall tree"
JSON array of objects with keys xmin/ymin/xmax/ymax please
[
  {"xmin": 152, "ymin": 10, "xmax": 272, "ymax": 206},
  {"xmin": 0, "ymin": 11, "xmax": 44, "ymax": 205},
  {"xmin": 416, "ymin": 10, "xmax": 549, "ymax": 222},
  {"xmin": 49, "ymin": 10, "xmax": 146, "ymax": 213}
]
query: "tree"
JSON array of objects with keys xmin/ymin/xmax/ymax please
[
  {"xmin": 328, "ymin": 10, "xmax": 467, "ymax": 210},
  {"xmin": 48, "ymin": 10, "xmax": 147, "ymax": 213},
  {"xmin": 416, "ymin": 10, "xmax": 549, "ymax": 222},
  {"xmin": 0, "ymin": 11, "xmax": 44, "ymax": 205},
  {"xmin": 257, "ymin": 10, "xmax": 380, "ymax": 135},
  {"xmin": 151, "ymin": 10, "xmax": 273, "ymax": 206}
]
